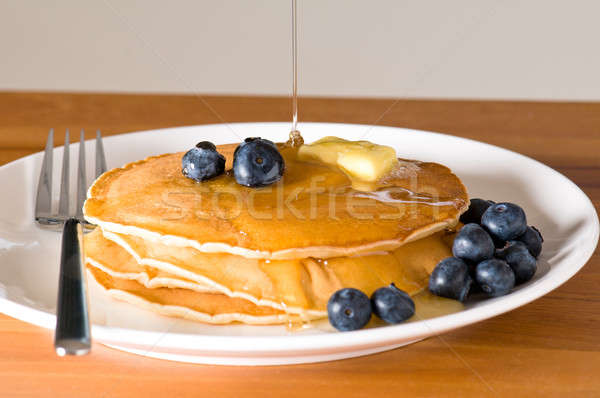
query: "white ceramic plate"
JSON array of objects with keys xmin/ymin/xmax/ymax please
[{"xmin": 0, "ymin": 123, "xmax": 597, "ymax": 365}]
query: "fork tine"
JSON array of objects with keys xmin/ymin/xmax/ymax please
[
  {"xmin": 58, "ymin": 129, "xmax": 70, "ymax": 217},
  {"xmin": 35, "ymin": 129, "xmax": 54, "ymax": 221},
  {"xmin": 75, "ymin": 129, "xmax": 86, "ymax": 221},
  {"xmin": 95, "ymin": 130, "xmax": 107, "ymax": 178}
]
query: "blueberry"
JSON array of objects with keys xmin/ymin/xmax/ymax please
[
  {"xmin": 327, "ymin": 288, "xmax": 372, "ymax": 331},
  {"xmin": 181, "ymin": 141, "xmax": 225, "ymax": 182},
  {"xmin": 371, "ymin": 283, "xmax": 415, "ymax": 324},
  {"xmin": 475, "ymin": 259, "xmax": 515, "ymax": 297},
  {"xmin": 233, "ymin": 137, "xmax": 285, "ymax": 187},
  {"xmin": 452, "ymin": 223, "xmax": 495, "ymax": 263},
  {"xmin": 516, "ymin": 226, "xmax": 543, "ymax": 258},
  {"xmin": 460, "ymin": 198, "xmax": 495, "ymax": 225},
  {"xmin": 481, "ymin": 202, "xmax": 527, "ymax": 241},
  {"xmin": 495, "ymin": 241, "xmax": 537, "ymax": 284},
  {"xmin": 429, "ymin": 257, "xmax": 473, "ymax": 302}
]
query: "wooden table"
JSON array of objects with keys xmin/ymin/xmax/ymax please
[{"xmin": 0, "ymin": 92, "xmax": 598, "ymax": 397}]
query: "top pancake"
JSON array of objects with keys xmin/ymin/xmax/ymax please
[{"xmin": 84, "ymin": 143, "xmax": 468, "ymax": 259}]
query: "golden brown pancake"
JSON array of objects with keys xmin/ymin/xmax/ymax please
[
  {"xmin": 84, "ymin": 144, "xmax": 468, "ymax": 259},
  {"xmin": 84, "ymin": 226, "xmax": 455, "ymax": 322},
  {"xmin": 87, "ymin": 267, "xmax": 294, "ymax": 325}
]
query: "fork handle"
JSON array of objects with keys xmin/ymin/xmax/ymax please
[{"xmin": 55, "ymin": 218, "xmax": 91, "ymax": 356}]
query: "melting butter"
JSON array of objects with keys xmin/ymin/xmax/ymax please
[{"xmin": 297, "ymin": 136, "xmax": 399, "ymax": 191}]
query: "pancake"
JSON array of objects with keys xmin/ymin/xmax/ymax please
[
  {"xmin": 84, "ymin": 144, "xmax": 468, "ymax": 260},
  {"xmin": 84, "ymin": 226, "xmax": 455, "ymax": 321},
  {"xmin": 87, "ymin": 267, "xmax": 294, "ymax": 325}
]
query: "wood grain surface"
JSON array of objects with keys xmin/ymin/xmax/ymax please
[{"xmin": 0, "ymin": 92, "xmax": 598, "ymax": 397}]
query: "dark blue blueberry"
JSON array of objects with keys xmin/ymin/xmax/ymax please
[
  {"xmin": 181, "ymin": 141, "xmax": 225, "ymax": 182},
  {"xmin": 327, "ymin": 288, "xmax": 372, "ymax": 331},
  {"xmin": 475, "ymin": 259, "xmax": 515, "ymax": 297},
  {"xmin": 429, "ymin": 257, "xmax": 473, "ymax": 301},
  {"xmin": 233, "ymin": 137, "xmax": 285, "ymax": 187},
  {"xmin": 481, "ymin": 202, "xmax": 527, "ymax": 241},
  {"xmin": 495, "ymin": 241, "xmax": 537, "ymax": 284},
  {"xmin": 371, "ymin": 283, "xmax": 415, "ymax": 324},
  {"xmin": 452, "ymin": 223, "xmax": 495, "ymax": 263},
  {"xmin": 516, "ymin": 226, "xmax": 543, "ymax": 258},
  {"xmin": 460, "ymin": 198, "xmax": 495, "ymax": 225}
]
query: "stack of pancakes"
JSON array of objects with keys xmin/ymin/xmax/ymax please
[{"xmin": 83, "ymin": 143, "xmax": 468, "ymax": 325}]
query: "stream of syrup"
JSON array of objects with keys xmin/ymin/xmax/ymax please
[{"xmin": 288, "ymin": 0, "xmax": 304, "ymax": 147}]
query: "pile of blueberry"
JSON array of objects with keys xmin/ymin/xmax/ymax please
[
  {"xmin": 326, "ymin": 199, "xmax": 543, "ymax": 332},
  {"xmin": 327, "ymin": 284, "xmax": 415, "ymax": 331},
  {"xmin": 182, "ymin": 137, "xmax": 285, "ymax": 187},
  {"xmin": 429, "ymin": 199, "xmax": 543, "ymax": 301}
]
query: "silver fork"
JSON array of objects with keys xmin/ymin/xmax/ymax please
[{"xmin": 35, "ymin": 128, "xmax": 107, "ymax": 356}]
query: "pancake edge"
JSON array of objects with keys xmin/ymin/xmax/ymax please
[
  {"xmin": 86, "ymin": 216, "xmax": 461, "ymax": 260},
  {"xmin": 89, "ymin": 230, "xmax": 329, "ymax": 317},
  {"xmin": 87, "ymin": 269, "xmax": 304, "ymax": 325}
]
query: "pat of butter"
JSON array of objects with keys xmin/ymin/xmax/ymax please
[{"xmin": 297, "ymin": 136, "xmax": 399, "ymax": 188}]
